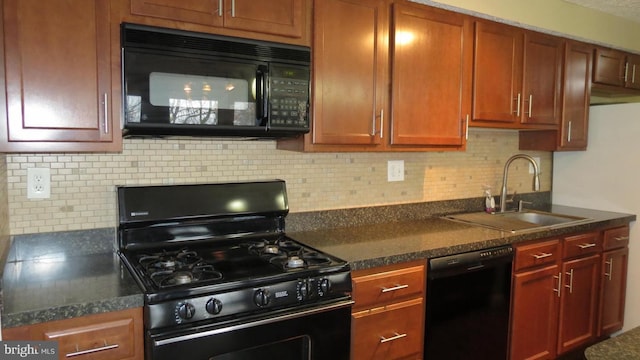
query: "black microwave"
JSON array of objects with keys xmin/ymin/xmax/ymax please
[{"xmin": 121, "ymin": 24, "xmax": 310, "ymax": 138}]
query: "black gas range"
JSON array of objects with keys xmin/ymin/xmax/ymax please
[{"xmin": 116, "ymin": 180, "xmax": 352, "ymax": 360}]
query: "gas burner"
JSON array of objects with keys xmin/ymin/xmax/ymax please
[
  {"xmin": 286, "ymin": 256, "xmax": 305, "ymax": 269},
  {"xmin": 264, "ymin": 245, "xmax": 280, "ymax": 254}
]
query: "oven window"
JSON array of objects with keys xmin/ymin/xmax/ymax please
[{"xmin": 211, "ymin": 335, "xmax": 310, "ymax": 360}]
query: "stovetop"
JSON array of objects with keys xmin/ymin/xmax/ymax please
[{"xmin": 122, "ymin": 235, "xmax": 347, "ymax": 295}]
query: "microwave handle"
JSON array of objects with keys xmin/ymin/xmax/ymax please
[{"xmin": 256, "ymin": 65, "xmax": 269, "ymax": 127}]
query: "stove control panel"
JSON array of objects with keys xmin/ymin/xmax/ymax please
[{"xmin": 147, "ymin": 271, "xmax": 352, "ymax": 329}]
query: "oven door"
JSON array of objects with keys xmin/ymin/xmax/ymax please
[{"xmin": 147, "ymin": 300, "xmax": 353, "ymax": 360}]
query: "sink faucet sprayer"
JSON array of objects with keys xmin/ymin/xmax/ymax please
[{"xmin": 499, "ymin": 154, "xmax": 540, "ymax": 212}]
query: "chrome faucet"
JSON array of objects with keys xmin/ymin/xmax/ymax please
[{"xmin": 499, "ymin": 154, "xmax": 540, "ymax": 212}]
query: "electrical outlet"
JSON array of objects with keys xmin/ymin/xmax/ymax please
[
  {"xmin": 27, "ymin": 168, "xmax": 51, "ymax": 199},
  {"xmin": 387, "ymin": 160, "xmax": 404, "ymax": 182},
  {"xmin": 529, "ymin": 157, "xmax": 541, "ymax": 174}
]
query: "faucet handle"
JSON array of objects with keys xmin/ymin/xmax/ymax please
[
  {"xmin": 505, "ymin": 191, "xmax": 517, "ymax": 203},
  {"xmin": 518, "ymin": 200, "xmax": 533, "ymax": 212}
]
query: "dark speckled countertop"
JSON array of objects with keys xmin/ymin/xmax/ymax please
[
  {"xmin": 0, "ymin": 197, "xmax": 635, "ymax": 330},
  {"xmin": 585, "ymin": 326, "xmax": 640, "ymax": 359},
  {"xmin": 289, "ymin": 205, "xmax": 636, "ymax": 270}
]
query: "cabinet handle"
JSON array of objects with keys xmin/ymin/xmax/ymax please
[
  {"xmin": 565, "ymin": 269, "xmax": 574, "ymax": 294},
  {"xmin": 380, "ymin": 332, "xmax": 407, "ymax": 343},
  {"xmin": 465, "ymin": 114, "xmax": 469, "ymax": 140},
  {"xmin": 103, "ymin": 93, "xmax": 109, "ymax": 134},
  {"xmin": 605, "ymin": 258, "xmax": 614, "ymax": 281},
  {"xmin": 372, "ymin": 110, "xmax": 384, "ymax": 138},
  {"xmin": 381, "ymin": 284, "xmax": 409, "ymax": 293},
  {"xmin": 231, "ymin": 0, "xmax": 236, "ymax": 17},
  {"xmin": 532, "ymin": 252, "xmax": 553, "ymax": 259},
  {"xmin": 513, "ymin": 93, "xmax": 521, "ymax": 116},
  {"xmin": 553, "ymin": 272, "xmax": 562, "ymax": 297},
  {"xmin": 217, "ymin": 0, "xmax": 223, "ymax": 16},
  {"xmin": 379, "ymin": 109, "xmax": 384, "ymax": 139},
  {"xmin": 615, "ymin": 236, "xmax": 630, "ymax": 242},
  {"xmin": 524, "ymin": 94, "xmax": 533, "ymax": 118},
  {"xmin": 567, "ymin": 121, "xmax": 572, "ymax": 142},
  {"xmin": 624, "ymin": 62, "xmax": 629, "ymax": 82},
  {"xmin": 633, "ymin": 64, "xmax": 637, "ymax": 84},
  {"xmin": 66, "ymin": 341, "xmax": 119, "ymax": 358},
  {"xmin": 577, "ymin": 243, "xmax": 596, "ymax": 249}
]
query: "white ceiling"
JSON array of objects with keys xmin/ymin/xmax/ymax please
[{"xmin": 564, "ymin": 0, "xmax": 640, "ymax": 23}]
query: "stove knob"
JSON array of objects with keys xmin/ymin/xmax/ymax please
[
  {"xmin": 319, "ymin": 278, "xmax": 331, "ymax": 296},
  {"xmin": 254, "ymin": 289, "xmax": 270, "ymax": 307},
  {"xmin": 177, "ymin": 302, "xmax": 195, "ymax": 320},
  {"xmin": 206, "ymin": 298, "xmax": 223, "ymax": 315},
  {"xmin": 298, "ymin": 280, "xmax": 310, "ymax": 301}
]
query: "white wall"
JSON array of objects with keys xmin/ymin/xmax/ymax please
[{"xmin": 554, "ymin": 102, "xmax": 640, "ymax": 331}]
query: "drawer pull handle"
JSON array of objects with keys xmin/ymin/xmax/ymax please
[
  {"xmin": 532, "ymin": 252, "xmax": 553, "ymax": 259},
  {"xmin": 381, "ymin": 284, "xmax": 409, "ymax": 293},
  {"xmin": 66, "ymin": 341, "xmax": 119, "ymax": 358},
  {"xmin": 553, "ymin": 272, "xmax": 562, "ymax": 298},
  {"xmin": 577, "ymin": 243, "xmax": 596, "ymax": 249},
  {"xmin": 380, "ymin": 332, "xmax": 407, "ymax": 343},
  {"xmin": 614, "ymin": 236, "xmax": 629, "ymax": 241},
  {"xmin": 565, "ymin": 269, "xmax": 574, "ymax": 294}
]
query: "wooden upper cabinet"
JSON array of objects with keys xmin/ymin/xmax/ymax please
[
  {"xmin": 130, "ymin": 0, "xmax": 304, "ymax": 39},
  {"xmin": 472, "ymin": 20, "xmax": 523, "ymax": 126},
  {"xmin": 593, "ymin": 48, "xmax": 627, "ymax": 87},
  {"xmin": 521, "ymin": 32, "xmax": 563, "ymax": 126},
  {"xmin": 626, "ymin": 54, "xmax": 640, "ymax": 90},
  {"xmin": 472, "ymin": 21, "xmax": 562, "ymax": 129},
  {"xmin": 559, "ymin": 41, "xmax": 592, "ymax": 150},
  {"xmin": 0, "ymin": 0, "xmax": 121, "ymax": 153},
  {"xmin": 281, "ymin": 0, "xmax": 389, "ymax": 150},
  {"xmin": 390, "ymin": 2, "xmax": 470, "ymax": 147}
]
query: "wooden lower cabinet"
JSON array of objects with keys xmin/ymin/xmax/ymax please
[
  {"xmin": 510, "ymin": 226, "xmax": 630, "ymax": 360},
  {"xmin": 2, "ymin": 308, "xmax": 143, "ymax": 360},
  {"xmin": 351, "ymin": 260, "xmax": 425, "ymax": 360}
]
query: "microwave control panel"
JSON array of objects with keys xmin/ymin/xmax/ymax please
[{"xmin": 269, "ymin": 65, "xmax": 310, "ymax": 128}]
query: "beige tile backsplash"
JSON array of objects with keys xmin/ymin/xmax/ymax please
[{"xmin": 3, "ymin": 129, "xmax": 551, "ymax": 235}]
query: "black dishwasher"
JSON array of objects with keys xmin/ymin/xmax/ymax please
[{"xmin": 425, "ymin": 245, "xmax": 513, "ymax": 360}]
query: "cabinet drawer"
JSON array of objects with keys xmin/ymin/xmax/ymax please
[
  {"xmin": 603, "ymin": 226, "xmax": 630, "ymax": 250},
  {"xmin": 352, "ymin": 298, "xmax": 424, "ymax": 360},
  {"xmin": 563, "ymin": 232, "xmax": 602, "ymax": 259},
  {"xmin": 352, "ymin": 262, "xmax": 425, "ymax": 311},
  {"xmin": 514, "ymin": 239, "xmax": 561, "ymax": 271}
]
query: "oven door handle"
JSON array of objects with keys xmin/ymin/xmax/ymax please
[{"xmin": 153, "ymin": 299, "xmax": 354, "ymax": 347}]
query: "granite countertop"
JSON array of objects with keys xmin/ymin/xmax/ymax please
[
  {"xmin": 585, "ymin": 326, "xmax": 640, "ymax": 359},
  {"xmin": 1, "ymin": 229, "xmax": 144, "ymax": 329},
  {"xmin": 0, "ymin": 203, "xmax": 634, "ymax": 329},
  {"xmin": 289, "ymin": 205, "xmax": 635, "ymax": 270}
]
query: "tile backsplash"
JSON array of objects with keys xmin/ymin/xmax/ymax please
[{"xmin": 4, "ymin": 129, "xmax": 551, "ymax": 235}]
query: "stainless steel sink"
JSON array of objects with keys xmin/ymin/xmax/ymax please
[{"xmin": 444, "ymin": 210, "xmax": 590, "ymax": 233}]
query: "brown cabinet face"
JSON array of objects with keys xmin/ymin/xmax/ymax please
[
  {"xmin": 599, "ymin": 248, "xmax": 628, "ymax": 336},
  {"xmin": 511, "ymin": 264, "xmax": 560, "ymax": 360},
  {"xmin": 472, "ymin": 21, "xmax": 522, "ymax": 125},
  {"xmin": 130, "ymin": 0, "xmax": 304, "ymax": 38},
  {"xmin": 557, "ymin": 254, "xmax": 600, "ymax": 355},
  {"xmin": 626, "ymin": 54, "xmax": 640, "ymax": 90},
  {"xmin": 594, "ymin": 48, "xmax": 627, "ymax": 87},
  {"xmin": 1, "ymin": 0, "xmax": 121, "ymax": 152},
  {"xmin": 559, "ymin": 41, "xmax": 592, "ymax": 150},
  {"xmin": 521, "ymin": 32, "xmax": 563, "ymax": 126},
  {"xmin": 311, "ymin": 0, "xmax": 388, "ymax": 147},
  {"xmin": 390, "ymin": 3, "xmax": 470, "ymax": 147}
]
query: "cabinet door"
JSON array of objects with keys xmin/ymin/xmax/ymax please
[
  {"xmin": 626, "ymin": 54, "xmax": 640, "ymax": 90},
  {"xmin": 510, "ymin": 264, "xmax": 560, "ymax": 360},
  {"xmin": 471, "ymin": 21, "xmax": 523, "ymax": 125},
  {"xmin": 593, "ymin": 48, "xmax": 626, "ymax": 87},
  {"xmin": 2, "ymin": 0, "xmax": 119, "ymax": 152},
  {"xmin": 390, "ymin": 3, "xmax": 469, "ymax": 146},
  {"xmin": 559, "ymin": 41, "xmax": 592, "ymax": 150},
  {"xmin": 521, "ymin": 32, "xmax": 562, "ymax": 126},
  {"xmin": 130, "ymin": 0, "xmax": 224, "ymax": 27},
  {"xmin": 557, "ymin": 254, "xmax": 600, "ymax": 355},
  {"xmin": 312, "ymin": 0, "xmax": 388, "ymax": 146},
  {"xmin": 224, "ymin": 0, "xmax": 303, "ymax": 38},
  {"xmin": 599, "ymin": 248, "xmax": 628, "ymax": 336}
]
